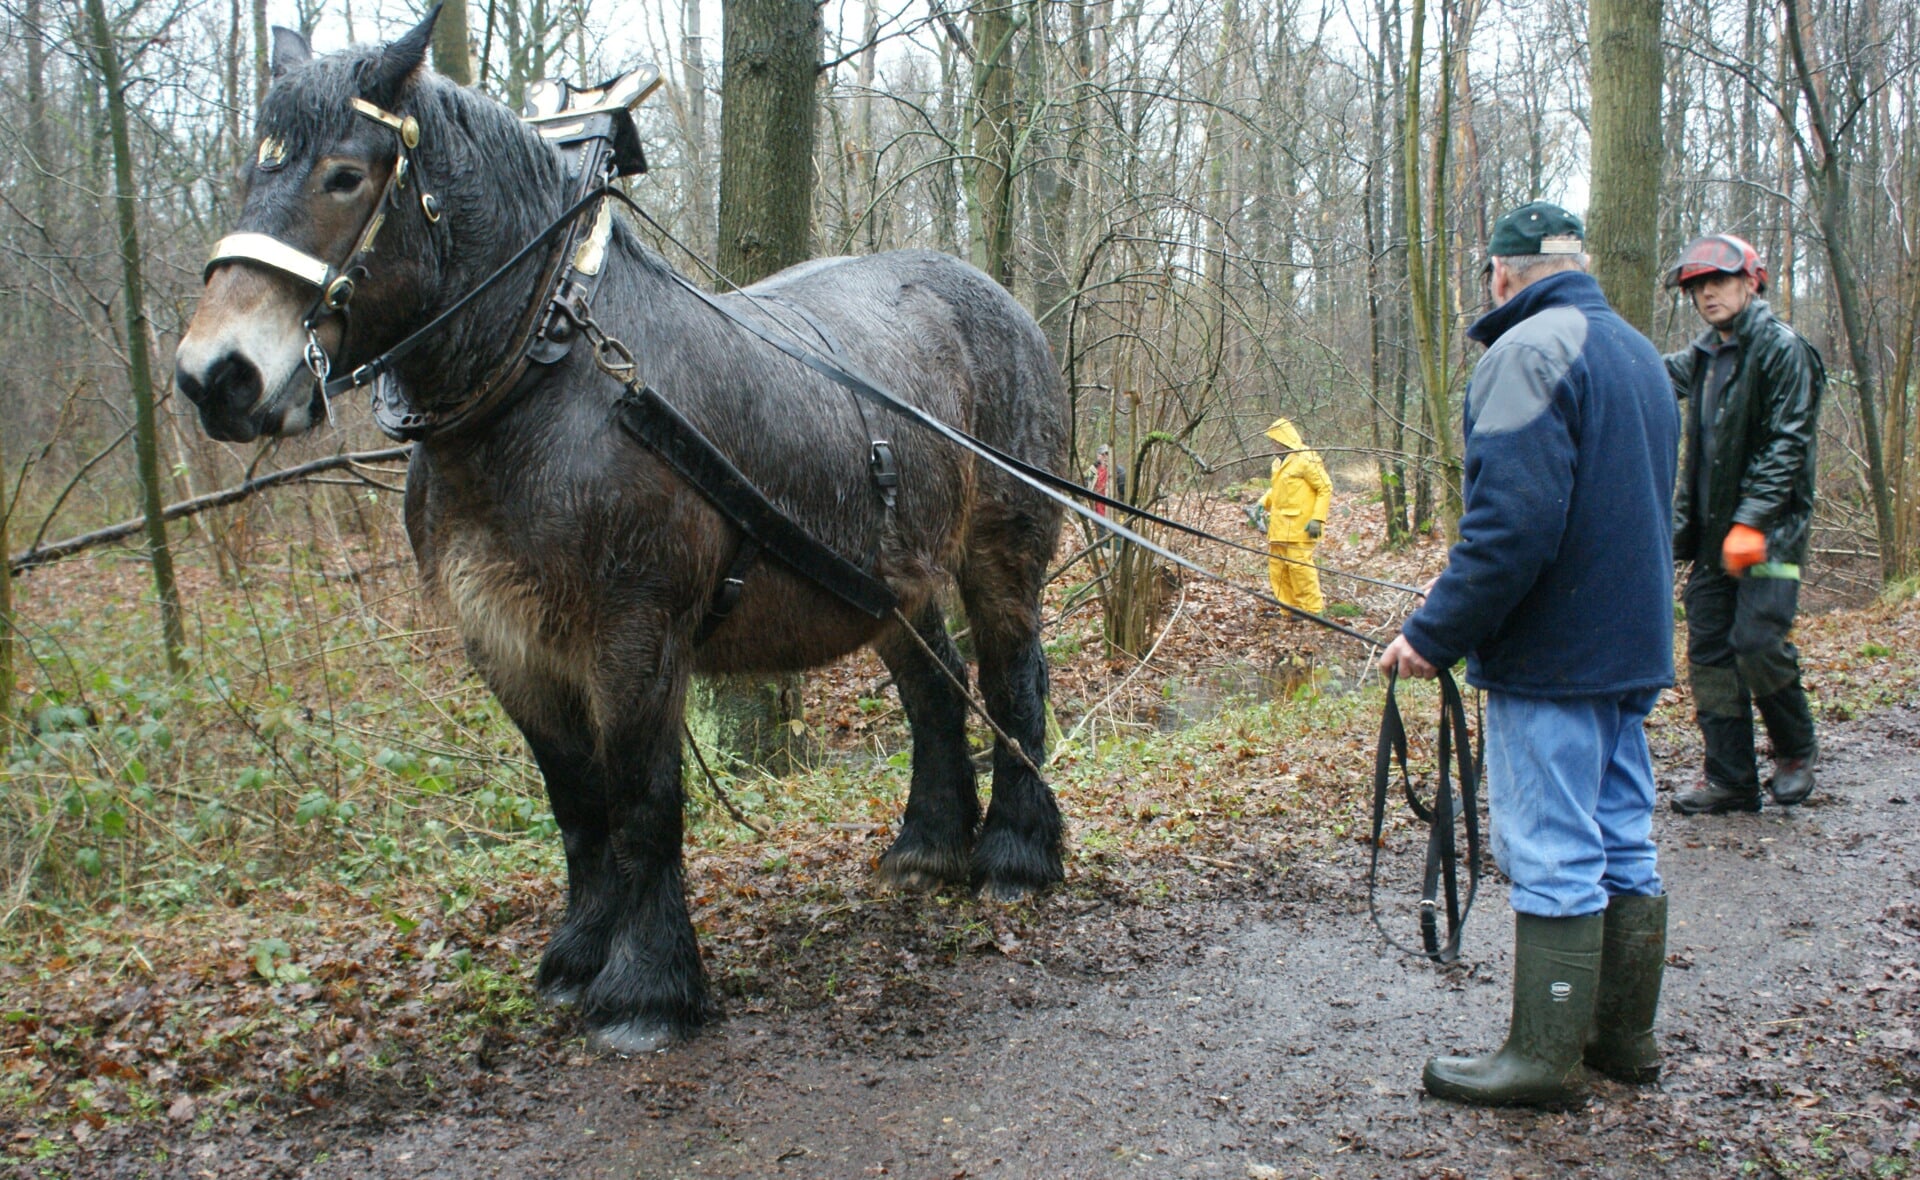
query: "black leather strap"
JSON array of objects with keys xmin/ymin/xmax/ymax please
[
  {"xmin": 1367, "ymin": 668, "xmax": 1483, "ymax": 964},
  {"xmin": 693, "ymin": 535, "xmax": 761, "ymax": 644},
  {"xmin": 613, "ymin": 383, "xmax": 897, "ymax": 626}
]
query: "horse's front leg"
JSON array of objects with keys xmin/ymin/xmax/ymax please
[
  {"xmin": 523, "ymin": 731, "xmax": 616, "ymax": 1005},
  {"xmin": 581, "ymin": 681, "xmax": 710, "ymax": 1054}
]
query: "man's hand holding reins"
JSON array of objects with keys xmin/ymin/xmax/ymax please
[{"xmin": 1379, "ymin": 634, "xmax": 1439, "ymax": 680}]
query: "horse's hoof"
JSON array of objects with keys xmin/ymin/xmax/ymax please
[
  {"xmin": 587, "ymin": 1018, "xmax": 680, "ymax": 1057},
  {"xmin": 877, "ymin": 841, "xmax": 970, "ymax": 892},
  {"xmin": 876, "ymin": 857, "xmax": 962, "ymax": 893},
  {"xmin": 976, "ymin": 877, "xmax": 1040, "ymax": 903},
  {"xmin": 538, "ymin": 979, "xmax": 584, "ymax": 1008},
  {"xmin": 970, "ymin": 828, "xmax": 1064, "ymax": 901}
]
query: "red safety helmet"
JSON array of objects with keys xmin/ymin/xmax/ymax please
[{"xmin": 1665, "ymin": 233, "xmax": 1768, "ymax": 293}]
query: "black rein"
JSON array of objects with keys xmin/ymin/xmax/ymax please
[{"xmin": 1367, "ymin": 668, "xmax": 1483, "ymax": 963}]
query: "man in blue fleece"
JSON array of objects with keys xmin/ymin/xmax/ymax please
[{"xmin": 1379, "ymin": 202, "xmax": 1680, "ymax": 1109}]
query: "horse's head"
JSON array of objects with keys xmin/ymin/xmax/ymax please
[{"xmin": 176, "ymin": 8, "xmax": 478, "ymax": 441}]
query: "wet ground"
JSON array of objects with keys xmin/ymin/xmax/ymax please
[{"xmin": 79, "ymin": 706, "xmax": 1920, "ymax": 1179}]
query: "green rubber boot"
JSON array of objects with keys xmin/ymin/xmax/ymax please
[
  {"xmin": 1423, "ymin": 913, "xmax": 1603, "ymax": 1109},
  {"xmin": 1585, "ymin": 893, "xmax": 1667, "ymax": 1083}
]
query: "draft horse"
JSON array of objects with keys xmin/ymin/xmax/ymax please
[{"xmin": 173, "ymin": 10, "xmax": 1069, "ymax": 1053}]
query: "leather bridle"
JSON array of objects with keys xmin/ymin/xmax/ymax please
[
  {"xmin": 200, "ymin": 70, "xmax": 657, "ymax": 443},
  {"xmin": 203, "ymin": 97, "xmax": 442, "ymax": 407}
]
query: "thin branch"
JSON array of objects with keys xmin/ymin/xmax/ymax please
[{"xmin": 9, "ymin": 447, "xmax": 411, "ymax": 576}]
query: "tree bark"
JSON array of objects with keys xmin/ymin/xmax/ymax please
[
  {"xmin": 1402, "ymin": 0, "xmax": 1460, "ymax": 535},
  {"xmin": 714, "ymin": 0, "xmax": 822, "ymax": 766},
  {"xmin": 683, "ymin": 0, "xmax": 713, "ymax": 256},
  {"xmin": 252, "ymin": 0, "xmax": 268, "ymax": 105},
  {"xmin": 225, "ymin": 0, "xmax": 243, "ymax": 164},
  {"xmin": 84, "ymin": 0, "xmax": 188, "ymax": 674},
  {"xmin": 966, "ymin": 0, "xmax": 1021, "ymax": 287},
  {"xmin": 1, "ymin": 434, "xmax": 13, "ymax": 759},
  {"xmin": 718, "ymin": 0, "xmax": 821, "ymax": 284},
  {"xmin": 1586, "ymin": 0, "xmax": 1663, "ymax": 333},
  {"xmin": 431, "ymin": 0, "xmax": 475, "ymax": 85}
]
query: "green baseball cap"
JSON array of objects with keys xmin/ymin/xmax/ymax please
[{"xmin": 1487, "ymin": 201, "xmax": 1585, "ymax": 257}]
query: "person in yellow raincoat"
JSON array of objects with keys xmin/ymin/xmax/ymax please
[{"xmin": 1259, "ymin": 418, "xmax": 1333, "ymax": 614}]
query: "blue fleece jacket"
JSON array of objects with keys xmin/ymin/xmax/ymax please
[{"xmin": 1402, "ymin": 270, "xmax": 1679, "ymax": 697}]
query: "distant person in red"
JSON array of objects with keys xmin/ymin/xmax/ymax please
[{"xmin": 1088, "ymin": 444, "xmax": 1124, "ymax": 517}]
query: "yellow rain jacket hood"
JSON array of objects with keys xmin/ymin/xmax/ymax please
[{"xmin": 1259, "ymin": 418, "xmax": 1332, "ymax": 543}]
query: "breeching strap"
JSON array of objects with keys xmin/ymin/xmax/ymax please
[{"xmin": 1367, "ymin": 668, "xmax": 1483, "ymax": 963}]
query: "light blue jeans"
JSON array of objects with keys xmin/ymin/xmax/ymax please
[{"xmin": 1485, "ymin": 688, "xmax": 1664, "ymax": 918}]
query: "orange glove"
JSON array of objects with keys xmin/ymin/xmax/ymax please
[{"xmin": 1722, "ymin": 523, "xmax": 1767, "ymax": 576}]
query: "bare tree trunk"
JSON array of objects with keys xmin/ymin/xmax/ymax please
[
  {"xmin": 0, "ymin": 434, "xmax": 13, "ymax": 758},
  {"xmin": 967, "ymin": 0, "xmax": 1021, "ymax": 286},
  {"xmin": 1403, "ymin": 0, "xmax": 1460, "ymax": 535},
  {"xmin": 432, "ymin": 0, "xmax": 475, "ymax": 85},
  {"xmin": 1199, "ymin": 0, "xmax": 1240, "ymax": 400},
  {"xmin": 1728, "ymin": 0, "xmax": 1760, "ymax": 233},
  {"xmin": 718, "ymin": 0, "xmax": 821, "ymax": 283},
  {"xmin": 1773, "ymin": 19, "xmax": 1797, "ymax": 318},
  {"xmin": 225, "ymin": 0, "xmax": 243, "ymax": 164},
  {"xmin": 854, "ymin": 0, "xmax": 880, "ymax": 253},
  {"xmin": 712, "ymin": 0, "xmax": 822, "ymax": 766},
  {"xmin": 1586, "ymin": 0, "xmax": 1663, "ymax": 333},
  {"xmin": 1366, "ymin": 0, "xmax": 1408, "ymax": 545},
  {"xmin": 1888, "ymin": 136, "xmax": 1920, "ymax": 577},
  {"xmin": 252, "ymin": 0, "xmax": 268, "ymax": 105},
  {"xmin": 84, "ymin": 0, "xmax": 188, "ymax": 674},
  {"xmin": 1028, "ymin": 0, "xmax": 1082, "ymax": 358},
  {"xmin": 25, "ymin": 0, "xmax": 48, "ymax": 200},
  {"xmin": 683, "ymin": 0, "xmax": 713, "ymax": 255},
  {"xmin": 1785, "ymin": 0, "xmax": 1896, "ymax": 582}
]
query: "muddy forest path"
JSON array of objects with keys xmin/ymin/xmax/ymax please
[{"xmin": 157, "ymin": 705, "xmax": 1917, "ymax": 1180}]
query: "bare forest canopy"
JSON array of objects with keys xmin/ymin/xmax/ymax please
[{"xmin": 2, "ymin": 0, "xmax": 1917, "ymax": 607}]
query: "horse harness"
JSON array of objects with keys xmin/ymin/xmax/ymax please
[
  {"xmin": 1368, "ymin": 670, "xmax": 1483, "ymax": 964},
  {"xmin": 200, "ymin": 67, "xmax": 900, "ymax": 643}
]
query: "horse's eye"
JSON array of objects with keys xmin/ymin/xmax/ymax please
[{"xmin": 323, "ymin": 166, "xmax": 366, "ymax": 195}]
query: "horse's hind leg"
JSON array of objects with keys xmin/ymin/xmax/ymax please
[
  {"xmin": 958, "ymin": 535, "xmax": 1064, "ymax": 900},
  {"xmin": 874, "ymin": 602, "xmax": 980, "ymax": 889}
]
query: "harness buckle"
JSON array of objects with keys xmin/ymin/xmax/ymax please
[{"xmin": 869, "ymin": 440, "xmax": 899, "ymax": 509}]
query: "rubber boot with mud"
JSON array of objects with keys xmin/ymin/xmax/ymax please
[
  {"xmin": 1584, "ymin": 893, "xmax": 1666, "ymax": 1083},
  {"xmin": 1423, "ymin": 913, "xmax": 1603, "ymax": 1109}
]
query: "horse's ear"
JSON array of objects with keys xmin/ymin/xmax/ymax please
[
  {"xmin": 363, "ymin": 4, "xmax": 441, "ymax": 106},
  {"xmin": 270, "ymin": 26, "xmax": 311, "ymax": 78}
]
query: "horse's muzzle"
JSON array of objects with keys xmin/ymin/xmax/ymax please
[{"xmin": 175, "ymin": 349, "xmax": 267, "ymax": 442}]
